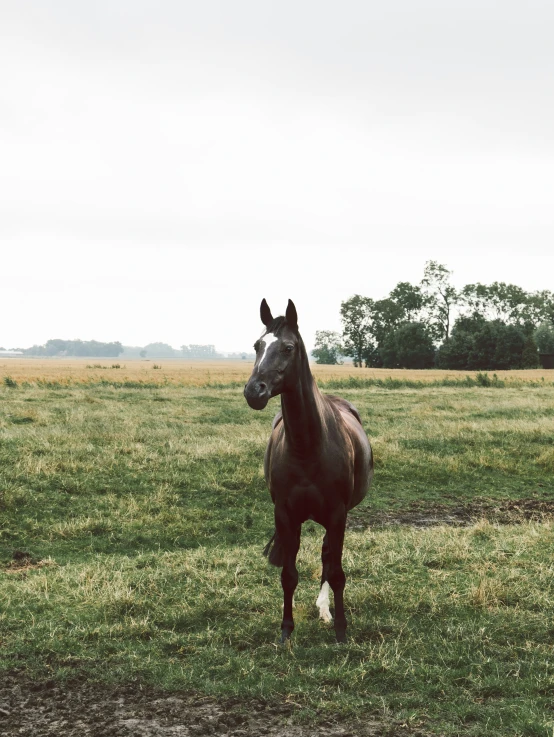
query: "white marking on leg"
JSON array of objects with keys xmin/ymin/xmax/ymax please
[
  {"xmin": 257, "ymin": 333, "xmax": 278, "ymax": 370},
  {"xmin": 316, "ymin": 581, "xmax": 332, "ymax": 623}
]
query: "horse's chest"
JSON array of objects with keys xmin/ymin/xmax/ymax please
[{"xmin": 269, "ymin": 453, "xmax": 351, "ymax": 492}]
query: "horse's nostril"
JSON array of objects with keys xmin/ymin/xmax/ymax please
[{"xmin": 259, "ymin": 382, "xmax": 267, "ymax": 392}]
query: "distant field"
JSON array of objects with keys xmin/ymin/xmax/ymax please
[
  {"xmin": 1, "ymin": 379, "xmax": 554, "ymax": 735},
  {"xmin": 1, "ymin": 357, "xmax": 553, "ymax": 387}
]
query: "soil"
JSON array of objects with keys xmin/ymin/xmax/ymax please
[
  {"xmin": 2, "ymin": 551, "xmax": 53, "ymax": 574},
  {"xmin": 347, "ymin": 497, "xmax": 554, "ymax": 530},
  {"xmin": 0, "ymin": 674, "xmax": 428, "ymax": 737}
]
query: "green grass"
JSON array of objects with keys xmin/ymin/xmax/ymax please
[{"xmin": 1, "ymin": 383, "xmax": 554, "ymax": 735}]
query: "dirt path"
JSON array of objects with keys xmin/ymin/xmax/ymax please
[
  {"xmin": 347, "ymin": 498, "xmax": 554, "ymax": 529},
  {"xmin": 0, "ymin": 674, "xmax": 427, "ymax": 737}
]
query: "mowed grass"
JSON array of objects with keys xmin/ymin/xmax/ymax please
[{"xmin": 1, "ymin": 380, "xmax": 554, "ymax": 735}]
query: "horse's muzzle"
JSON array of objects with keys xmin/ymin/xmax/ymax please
[{"xmin": 244, "ymin": 380, "xmax": 270, "ymax": 410}]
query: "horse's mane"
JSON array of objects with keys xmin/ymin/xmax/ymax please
[{"xmin": 263, "ymin": 316, "xmax": 287, "ymax": 336}]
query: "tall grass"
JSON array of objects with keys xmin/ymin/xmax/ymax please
[
  {"xmin": 2, "ymin": 357, "xmax": 554, "ymax": 389},
  {"xmin": 8, "ymin": 373, "xmax": 554, "ymax": 391}
]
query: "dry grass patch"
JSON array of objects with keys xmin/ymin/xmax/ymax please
[{"xmin": 2, "ymin": 358, "xmax": 554, "ymax": 387}]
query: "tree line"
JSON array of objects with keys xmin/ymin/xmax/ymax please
[
  {"xmin": 313, "ymin": 262, "xmax": 554, "ymax": 370},
  {"xmin": 121, "ymin": 343, "xmax": 222, "ymax": 359},
  {"xmin": 19, "ymin": 340, "xmax": 254, "ymax": 360},
  {"xmin": 122, "ymin": 344, "xmax": 253, "ymax": 359},
  {"xmin": 23, "ymin": 339, "xmax": 124, "ymax": 357}
]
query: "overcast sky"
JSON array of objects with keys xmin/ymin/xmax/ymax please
[{"xmin": 1, "ymin": 1, "xmax": 553, "ymax": 351}]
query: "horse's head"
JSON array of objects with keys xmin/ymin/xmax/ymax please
[{"xmin": 244, "ymin": 299, "xmax": 301, "ymax": 410}]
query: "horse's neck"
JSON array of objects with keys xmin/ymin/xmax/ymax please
[{"xmin": 280, "ymin": 349, "xmax": 326, "ymax": 454}]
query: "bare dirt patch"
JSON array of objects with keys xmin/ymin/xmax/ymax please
[
  {"xmin": 348, "ymin": 498, "xmax": 554, "ymax": 529},
  {"xmin": 1, "ymin": 551, "xmax": 54, "ymax": 575},
  {"xmin": 0, "ymin": 674, "xmax": 427, "ymax": 737}
]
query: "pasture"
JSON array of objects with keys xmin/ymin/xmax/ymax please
[{"xmin": 1, "ymin": 362, "xmax": 554, "ymax": 735}]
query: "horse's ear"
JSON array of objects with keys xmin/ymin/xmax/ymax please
[
  {"xmin": 286, "ymin": 299, "xmax": 298, "ymax": 330},
  {"xmin": 260, "ymin": 299, "xmax": 273, "ymax": 327}
]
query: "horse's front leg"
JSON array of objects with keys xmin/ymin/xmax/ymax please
[
  {"xmin": 276, "ymin": 512, "xmax": 301, "ymax": 643},
  {"xmin": 326, "ymin": 507, "xmax": 347, "ymax": 643}
]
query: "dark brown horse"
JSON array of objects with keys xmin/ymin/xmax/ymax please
[{"xmin": 244, "ymin": 299, "xmax": 373, "ymax": 643}]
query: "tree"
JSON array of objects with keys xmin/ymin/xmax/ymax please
[
  {"xmin": 143, "ymin": 342, "xmax": 177, "ymax": 357},
  {"xmin": 525, "ymin": 290, "xmax": 554, "ymax": 328},
  {"xmin": 368, "ymin": 282, "xmax": 428, "ymax": 361},
  {"xmin": 437, "ymin": 315, "xmax": 527, "ymax": 370},
  {"xmin": 491, "ymin": 324, "xmax": 526, "ymax": 370},
  {"xmin": 521, "ymin": 335, "xmax": 539, "ymax": 368},
  {"xmin": 181, "ymin": 345, "xmax": 219, "ymax": 358},
  {"xmin": 44, "ymin": 339, "xmax": 68, "ymax": 356},
  {"xmin": 435, "ymin": 314, "xmax": 480, "ymax": 369},
  {"xmin": 421, "ymin": 261, "xmax": 459, "ymax": 341},
  {"xmin": 311, "ymin": 330, "xmax": 343, "ymax": 365},
  {"xmin": 24, "ymin": 339, "xmax": 123, "ymax": 357},
  {"xmin": 340, "ymin": 295, "xmax": 374, "ymax": 367},
  {"xmin": 380, "ymin": 322, "xmax": 435, "ymax": 369},
  {"xmin": 534, "ymin": 322, "xmax": 554, "ymax": 354},
  {"xmin": 461, "ymin": 282, "xmax": 527, "ymax": 323},
  {"xmin": 389, "ymin": 281, "xmax": 427, "ymax": 320},
  {"xmin": 461, "ymin": 283, "xmax": 554, "ymax": 331},
  {"xmin": 369, "ymin": 298, "xmax": 404, "ymax": 352}
]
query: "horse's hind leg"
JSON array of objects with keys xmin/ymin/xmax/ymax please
[
  {"xmin": 326, "ymin": 509, "xmax": 348, "ymax": 643},
  {"xmin": 316, "ymin": 533, "xmax": 332, "ymax": 623}
]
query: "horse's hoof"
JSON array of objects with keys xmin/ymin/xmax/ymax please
[
  {"xmin": 335, "ymin": 631, "xmax": 347, "ymax": 644},
  {"xmin": 280, "ymin": 629, "xmax": 293, "ymax": 645}
]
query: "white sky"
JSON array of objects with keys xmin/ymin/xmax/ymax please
[{"xmin": 1, "ymin": 1, "xmax": 553, "ymax": 351}]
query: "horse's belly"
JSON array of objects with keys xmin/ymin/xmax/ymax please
[
  {"xmin": 282, "ymin": 483, "xmax": 326, "ymax": 524},
  {"xmin": 270, "ymin": 464, "xmax": 356, "ymax": 522}
]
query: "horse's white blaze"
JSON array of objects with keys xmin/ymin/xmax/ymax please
[
  {"xmin": 316, "ymin": 581, "xmax": 332, "ymax": 623},
  {"xmin": 257, "ymin": 332, "xmax": 278, "ymax": 370}
]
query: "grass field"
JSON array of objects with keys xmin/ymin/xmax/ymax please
[
  {"xmin": 2, "ymin": 357, "xmax": 554, "ymax": 388},
  {"xmin": 1, "ymin": 362, "xmax": 554, "ymax": 735}
]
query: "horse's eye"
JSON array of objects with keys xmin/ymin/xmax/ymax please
[{"xmin": 285, "ymin": 345, "xmax": 294, "ymax": 353}]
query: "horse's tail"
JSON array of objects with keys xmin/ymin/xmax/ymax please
[{"xmin": 262, "ymin": 529, "xmax": 284, "ymax": 567}]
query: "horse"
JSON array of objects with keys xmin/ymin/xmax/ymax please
[{"xmin": 244, "ymin": 299, "xmax": 373, "ymax": 643}]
